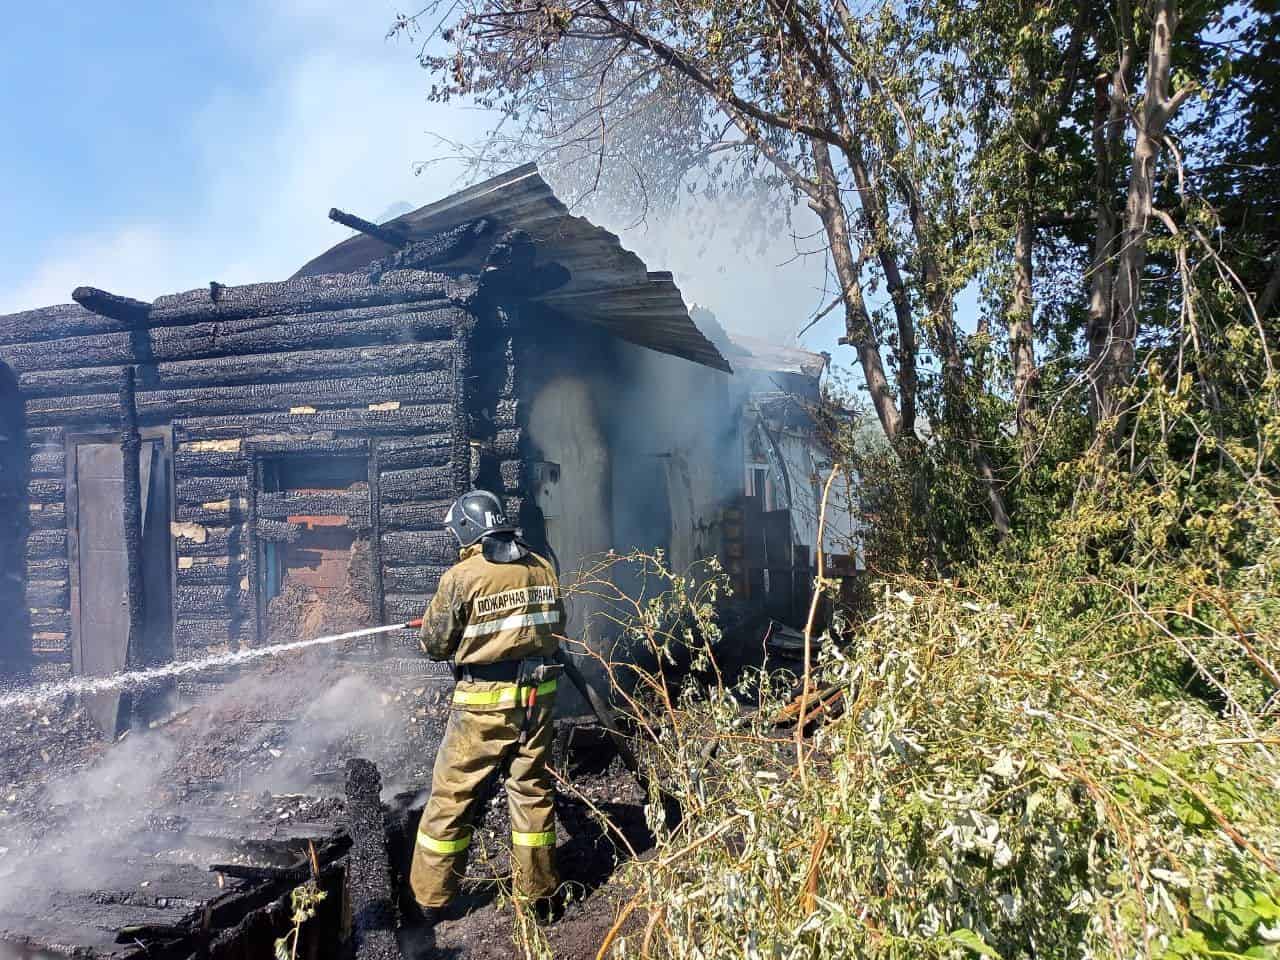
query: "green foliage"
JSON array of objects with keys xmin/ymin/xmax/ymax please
[{"xmin": 273, "ymin": 881, "xmax": 327, "ymax": 960}]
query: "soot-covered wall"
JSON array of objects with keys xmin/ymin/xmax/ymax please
[{"xmin": 0, "ymin": 269, "xmax": 479, "ymax": 682}]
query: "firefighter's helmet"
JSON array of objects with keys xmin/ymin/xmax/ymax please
[{"xmin": 445, "ymin": 489, "xmax": 518, "ymax": 547}]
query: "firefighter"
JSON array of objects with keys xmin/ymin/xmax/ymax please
[{"xmin": 410, "ymin": 489, "xmax": 565, "ymax": 922}]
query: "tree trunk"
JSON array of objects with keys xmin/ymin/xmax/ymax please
[
  {"xmin": 1091, "ymin": 0, "xmax": 1185, "ymax": 430},
  {"xmin": 809, "ymin": 138, "xmax": 904, "ymax": 443},
  {"xmin": 1009, "ymin": 207, "xmax": 1038, "ymax": 447}
]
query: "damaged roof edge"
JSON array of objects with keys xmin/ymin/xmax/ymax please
[{"xmin": 297, "ymin": 164, "xmax": 732, "ymax": 374}]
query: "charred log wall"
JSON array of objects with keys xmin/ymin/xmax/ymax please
[
  {"xmin": 0, "ymin": 364, "xmax": 28, "ymax": 674},
  {"xmin": 0, "ymin": 268, "xmax": 479, "ymax": 674}
]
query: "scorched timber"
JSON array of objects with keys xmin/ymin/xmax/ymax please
[
  {"xmin": 148, "ymin": 270, "xmax": 473, "ymax": 325},
  {"xmin": 381, "ymin": 565, "xmax": 448, "ymax": 593},
  {"xmin": 377, "ymin": 466, "xmax": 454, "ymax": 504},
  {"xmin": 0, "ymin": 302, "xmax": 137, "ymax": 346},
  {"xmin": 20, "ymin": 343, "xmax": 456, "ymax": 404},
  {"xmin": 27, "ymin": 558, "xmax": 69, "ymax": 580},
  {"xmin": 175, "ymin": 476, "xmax": 252, "ymax": 505},
  {"xmin": 26, "ymin": 478, "xmax": 65, "ymax": 504},
  {"xmin": 176, "ymin": 558, "xmax": 246, "ymax": 587},
  {"xmin": 373, "ymin": 436, "xmax": 453, "ymax": 470},
  {"xmin": 26, "ymin": 530, "xmax": 68, "ymax": 560},
  {"xmin": 379, "ymin": 501, "xmax": 450, "ymax": 532},
  {"xmin": 30, "ymin": 610, "xmax": 71, "ymax": 632},
  {"xmin": 29, "ymin": 450, "xmax": 65, "ymax": 476},
  {"xmin": 174, "ymin": 618, "xmax": 252, "ymax": 648},
  {"xmin": 379, "ymin": 531, "xmax": 457, "ymax": 566},
  {"xmin": 176, "ymin": 585, "xmax": 250, "ymax": 618},
  {"xmin": 25, "ymin": 580, "xmax": 69, "ymax": 608},
  {"xmin": 28, "ymin": 504, "xmax": 67, "ymax": 530},
  {"xmin": 174, "ymin": 449, "xmax": 248, "ymax": 477},
  {"xmin": 172, "ymin": 525, "xmax": 245, "ymax": 558},
  {"xmin": 256, "ymin": 491, "xmax": 372, "ymax": 524},
  {"xmin": 172, "ymin": 404, "xmax": 457, "ymax": 442}
]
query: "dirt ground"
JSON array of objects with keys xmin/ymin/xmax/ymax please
[{"xmin": 0, "ymin": 649, "xmax": 653, "ymax": 959}]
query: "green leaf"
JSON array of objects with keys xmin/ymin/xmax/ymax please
[{"xmin": 951, "ymin": 928, "xmax": 1002, "ymax": 959}]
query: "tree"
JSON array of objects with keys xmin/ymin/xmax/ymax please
[{"xmin": 401, "ymin": 0, "xmax": 1035, "ymax": 534}]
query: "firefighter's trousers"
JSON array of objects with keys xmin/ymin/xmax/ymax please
[{"xmin": 410, "ymin": 689, "xmax": 558, "ymax": 908}]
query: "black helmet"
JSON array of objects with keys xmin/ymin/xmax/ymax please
[{"xmin": 445, "ymin": 489, "xmax": 518, "ymax": 547}]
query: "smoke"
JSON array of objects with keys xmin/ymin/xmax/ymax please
[
  {"xmin": 0, "ymin": 654, "xmax": 446, "ymax": 926},
  {"xmin": 0, "ymin": 730, "xmax": 178, "ymax": 913}
]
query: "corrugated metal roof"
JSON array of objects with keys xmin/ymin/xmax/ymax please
[
  {"xmin": 295, "ymin": 164, "xmax": 730, "ymax": 372},
  {"xmin": 725, "ymin": 332, "xmax": 828, "ymax": 379}
]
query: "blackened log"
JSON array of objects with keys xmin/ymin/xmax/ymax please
[
  {"xmin": 15, "ymin": 337, "xmax": 458, "ymax": 399},
  {"xmin": 366, "ymin": 218, "xmax": 493, "ymax": 280},
  {"xmin": 30, "ymin": 609, "xmax": 71, "ymax": 632},
  {"xmin": 380, "ymin": 532, "xmax": 456, "ymax": 566},
  {"xmin": 149, "ymin": 270, "xmax": 473, "ymax": 326},
  {"xmin": 72, "ymin": 286, "xmax": 152, "ymax": 323},
  {"xmin": 28, "ymin": 503, "xmax": 66, "ymax": 530},
  {"xmin": 30, "ymin": 450, "xmax": 66, "ymax": 477},
  {"xmin": 25, "ymin": 580, "xmax": 69, "ymax": 608},
  {"xmin": 175, "ymin": 476, "xmax": 251, "ymax": 505},
  {"xmin": 256, "ymin": 491, "xmax": 371, "ymax": 526},
  {"xmin": 26, "ymin": 478, "xmax": 65, "ymax": 504},
  {"xmin": 376, "ymin": 466, "xmax": 454, "ymax": 504},
  {"xmin": 374, "ymin": 436, "xmax": 452, "ymax": 470},
  {"xmin": 176, "ymin": 557, "xmax": 245, "ymax": 587},
  {"xmin": 255, "ymin": 519, "xmax": 300, "ymax": 543},
  {"xmin": 13, "ymin": 307, "xmax": 461, "ymax": 389},
  {"xmin": 27, "ymin": 558, "xmax": 69, "ymax": 580},
  {"xmin": 494, "ymin": 398, "xmax": 519, "ymax": 429},
  {"xmin": 244, "ymin": 437, "xmax": 368, "ymax": 456},
  {"xmin": 26, "ymin": 426, "xmax": 64, "ymax": 448},
  {"xmin": 379, "ymin": 501, "xmax": 449, "ymax": 532},
  {"xmin": 120, "ymin": 369, "xmax": 146, "ymax": 671},
  {"xmin": 173, "ymin": 404, "xmax": 456, "ymax": 442},
  {"xmin": 380, "ymin": 565, "xmax": 447, "ymax": 594},
  {"xmin": 174, "ymin": 618, "xmax": 252, "ymax": 648},
  {"xmin": 26, "ymin": 529, "xmax": 67, "ymax": 560},
  {"xmin": 343, "ymin": 758, "xmax": 401, "ymax": 960},
  {"xmin": 330, "ymin": 207, "xmax": 409, "ymax": 248},
  {"xmin": 383, "ymin": 594, "xmax": 431, "ymax": 623},
  {"xmin": 172, "ymin": 524, "xmax": 244, "ymax": 557},
  {"xmin": 368, "ymin": 441, "xmax": 385, "ymax": 627},
  {"xmin": 175, "ymin": 501, "xmax": 248, "ymax": 523},
  {"xmin": 500, "ymin": 459, "xmax": 523, "ymax": 493},
  {"xmin": 175, "ymin": 585, "xmax": 248, "ymax": 618},
  {"xmin": 247, "ymin": 457, "xmax": 263, "ymax": 645},
  {"xmin": 173, "ymin": 449, "xmax": 247, "ymax": 477},
  {"xmin": 0, "ymin": 303, "xmax": 133, "ymax": 346},
  {"xmin": 493, "ymin": 428, "xmax": 521, "ymax": 459}
]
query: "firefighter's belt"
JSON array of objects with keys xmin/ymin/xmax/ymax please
[{"xmin": 452, "ymin": 677, "xmax": 558, "ymax": 707}]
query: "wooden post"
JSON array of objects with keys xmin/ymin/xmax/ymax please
[{"xmin": 119, "ymin": 369, "xmax": 146, "ymax": 674}]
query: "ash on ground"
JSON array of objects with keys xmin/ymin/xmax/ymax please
[{"xmin": 0, "ymin": 649, "xmax": 650, "ymax": 959}]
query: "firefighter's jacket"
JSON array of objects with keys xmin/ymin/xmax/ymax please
[
  {"xmin": 411, "ymin": 540, "xmax": 565, "ymax": 907},
  {"xmin": 418, "ymin": 541, "xmax": 563, "ymax": 668}
]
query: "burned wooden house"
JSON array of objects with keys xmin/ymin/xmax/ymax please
[{"xmin": 0, "ymin": 164, "xmax": 734, "ymax": 732}]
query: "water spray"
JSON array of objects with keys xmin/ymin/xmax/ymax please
[{"xmin": 0, "ymin": 618, "xmax": 446, "ymax": 713}]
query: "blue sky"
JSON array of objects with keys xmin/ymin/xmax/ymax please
[{"xmin": 0, "ymin": 1, "xmax": 844, "ymax": 354}]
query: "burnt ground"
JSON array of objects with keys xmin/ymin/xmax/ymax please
[{"xmin": 0, "ymin": 649, "xmax": 652, "ymax": 959}]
